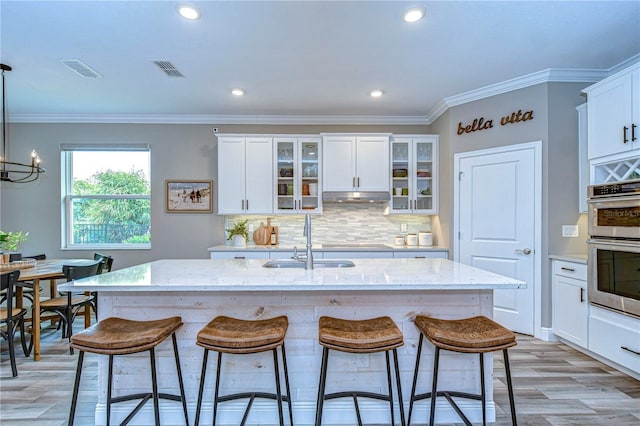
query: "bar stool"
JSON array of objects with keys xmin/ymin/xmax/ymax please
[
  {"xmin": 68, "ymin": 316, "xmax": 189, "ymax": 426},
  {"xmin": 408, "ymin": 315, "xmax": 517, "ymax": 426},
  {"xmin": 315, "ymin": 316, "xmax": 405, "ymax": 426},
  {"xmin": 194, "ymin": 315, "xmax": 293, "ymax": 426}
]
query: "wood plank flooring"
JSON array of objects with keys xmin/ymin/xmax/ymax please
[{"xmin": 1, "ymin": 323, "xmax": 639, "ymax": 425}]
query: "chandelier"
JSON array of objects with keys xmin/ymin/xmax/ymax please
[{"xmin": 1, "ymin": 63, "xmax": 45, "ymax": 183}]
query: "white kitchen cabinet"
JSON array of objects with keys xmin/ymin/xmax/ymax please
[
  {"xmin": 552, "ymin": 259, "xmax": 588, "ymax": 348},
  {"xmin": 583, "ymin": 63, "xmax": 640, "ymax": 160},
  {"xmin": 322, "ymin": 251, "xmax": 393, "ymax": 259},
  {"xmin": 322, "ymin": 134, "xmax": 390, "ymax": 192},
  {"xmin": 393, "ymin": 250, "xmax": 448, "ymax": 259},
  {"xmin": 589, "ymin": 304, "xmax": 640, "ymax": 375},
  {"xmin": 209, "ymin": 251, "xmax": 268, "ymax": 259},
  {"xmin": 577, "ymin": 104, "xmax": 589, "ymax": 213},
  {"xmin": 388, "ymin": 135, "xmax": 439, "ymax": 214},
  {"xmin": 274, "ymin": 136, "xmax": 322, "ymax": 214},
  {"xmin": 217, "ymin": 135, "xmax": 273, "ymax": 214}
]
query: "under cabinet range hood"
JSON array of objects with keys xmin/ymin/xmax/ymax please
[{"xmin": 322, "ymin": 191, "xmax": 390, "ymax": 203}]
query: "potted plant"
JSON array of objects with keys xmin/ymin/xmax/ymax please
[
  {"xmin": 0, "ymin": 230, "xmax": 29, "ymax": 263},
  {"xmin": 225, "ymin": 220, "xmax": 249, "ymax": 246}
]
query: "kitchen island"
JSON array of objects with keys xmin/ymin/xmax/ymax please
[{"xmin": 59, "ymin": 258, "xmax": 524, "ymax": 426}]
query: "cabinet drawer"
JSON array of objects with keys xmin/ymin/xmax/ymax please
[
  {"xmin": 393, "ymin": 251, "xmax": 448, "ymax": 259},
  {"xmin": 553, "ymin": 260, "xmax": 587, "ymax": 281},
  {"xmin": 589, "ymin": 305, "xmax": 640, "ymax": 374},
  {"xmin": 210, "ymin": 251, "xmax": 269, "ymax": 260}
]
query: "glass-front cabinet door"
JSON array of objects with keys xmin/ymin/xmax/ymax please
[
  {"xmin": 389, "ymin": 136, "xmax": 438, "ymax": 214},
  {"xmin": 274, "ymin": 137, "xmax": 321, "ymax": 214}
]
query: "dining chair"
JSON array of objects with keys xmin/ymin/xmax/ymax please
[
  {"xmin": 0, "ymin": 270, "xmax": 30, "ymax": 377},
  {"xmin": 91, "ymin": 253, "xmax": 114, "ymax": 317},
  {"xmin": 0, "ymin": 254, "xmax": 46, "ymax": 305},
  {"xmin": 36, "ymin": 260, "xmax": 102, "ymax": 353}
]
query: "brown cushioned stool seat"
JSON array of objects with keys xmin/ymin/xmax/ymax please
[
  {"xmin": 68, "ymin": 316, "xmax": 189, "ymax": 426},
  {"xmin": 315, "ymin": 316, "xmax": 405, "ymax": 426},
  {"xmin": 408, "ymin": 315, "xmax": 517, "ymax": 426},
  {"xmin": 194, "ymin": 315, "xmax": 293, "ymax": 426}
]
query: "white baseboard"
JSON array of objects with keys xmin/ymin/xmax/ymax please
[{"xmin": 537, "ymin": 326, "xmax": 559, "ymax": 342}]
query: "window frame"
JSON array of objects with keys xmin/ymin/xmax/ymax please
[{"xmin": 61, "ymin": 144, "xmax": 151, "ymax": 250}]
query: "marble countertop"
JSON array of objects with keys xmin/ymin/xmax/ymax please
[
  {"xmin": 208, "ymin": 244, "xmax": 449, "ymax": 252},
  {"xmin": 549, "ymin": 254, "xmax": 588, "ymax": 264},
  {"xmin": 58, "ymin": 258, "xmax": 524, "ymax": 292}
]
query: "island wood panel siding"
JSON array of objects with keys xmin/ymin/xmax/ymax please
[{"xmin": 96, "ymin": 289, "xmax": 493, "ymax": 425}]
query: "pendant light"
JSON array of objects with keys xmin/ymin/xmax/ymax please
[{"xmin": 1, "ymin": 63, "xmax": 45, "ymax": 183}]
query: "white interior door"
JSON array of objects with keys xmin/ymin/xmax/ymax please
[{"xmin": 455, "ymin": 142, "xmax": 540, "ymax": 335}]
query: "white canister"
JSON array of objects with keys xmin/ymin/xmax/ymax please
[
  {"xmin": 394, "ymin": 236, "xmax": 405, "ymax": 246},
  {"xmin": 418, "ymin": 231, "xmax": 432, "ymax": 246},
  {"xmin": 406, "ymin": 233, "xmax": 418, "ymax": 246},
  {"xmin": 309, "ymin": 183, "xmax": 318, "ymax": 196}
]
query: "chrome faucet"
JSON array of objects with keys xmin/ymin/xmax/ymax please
[{"xmin": 303, "ymin": 213, "xmax": 314, "ymax": 269}]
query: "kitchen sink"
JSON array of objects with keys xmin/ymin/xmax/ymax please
[{"xmin": 263, "ymin": 259, "xmax": 356, "ymax": 268}]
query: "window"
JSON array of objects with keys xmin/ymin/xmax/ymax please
[{"xmin": 61, "ymin": 145, "xmax": 151, "ymax": 249}]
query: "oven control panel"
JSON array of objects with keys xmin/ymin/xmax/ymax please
[{"xmin": 589, "ymin": 179, "xmax": 640, "ymax": 198}]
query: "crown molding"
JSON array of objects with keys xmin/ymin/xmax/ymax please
[
  {"xmin": 9, "ymin": 113, "xmax": 428, "ymax": 125},
  {"xmin": 425, "ymin": 68, "xmax": 608, "ymax": 124}
]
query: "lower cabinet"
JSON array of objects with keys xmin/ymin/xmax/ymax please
[
  {"xmin": 589, "ymin": 305, "xmax": 640, "ymax": 375},
  {"xmin": 323, "ymin": 251, "xmax": 392, "ymax": 259},
  {"xmin": 393, "ymin": 250, "xmax": 448, "ymax": 259},
  {"xmin": 210, "ymin": 251, "xmax": 269, "ymax": 260},
  {"xmin": 552, "ymin": 259, "xmax": 588, "ymax": 348}
]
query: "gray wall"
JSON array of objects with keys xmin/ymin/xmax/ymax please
[{"xmin": 432, "ymin": 82, "xmax": 589, "ymax": 329}]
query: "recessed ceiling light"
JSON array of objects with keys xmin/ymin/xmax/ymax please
[
  {"xmin": 177, "ymin": 4, "xmax": 201, "ymax": 20},
  {"xmin": 231, "ymin": 88, "xmax": 245, "ymax": 96},
  {"xmin": 404, "ymin": 7, "xmax": 425, "ymax": 23},
  {"xmin": 370, "ymin": 90, "xmax": 383, "ymax": 98}
]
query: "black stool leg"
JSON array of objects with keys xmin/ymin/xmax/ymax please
[
  {"xmin": 149, "ymin": 347, "xmax": 160, "ymax": 426},
  {"xmin": 392, "ymin": 348, "xmax": 406, "ymax": 426},
  {"xmin": 480, "ymin": 353, "xmax": 486, "ymax": 426},
  {"xmin": 68, "ymin": 350, "xmax": 85, "ymax": 426},
  {"xmin": 107, "ymin": 355, "xmax": 114, "ymax": 426},
  {"xmin": 213, "ymin": 352, "xmax": 222, "ymax": 426},
  {"xmin": 429, "ymin": 347, "xmax": 440, "ymax": 426},
  {"xmin": 281, "ymin": 343, "xmax": 294, "ymax": 426},
  {"xmin": 408, "ymin": 333, "xmax": 424, "ymax": 426},
  {"xmin": 272, "ymin": 348, "xmax": 285, "ymax": 426},
  {"xmin": 385, "ymin": 351, "xmax": 395, "ymax": 426},
  {"xmin": 195, "ymin": 349, "xmax": 209, "ymax": 426},
  {"xmin": 503, "ymin": 349, "xmax": 517, "ymax": 426},
  {"xmin": 315, "ymin": 347, "xmax": 329, "ymax": 426},
  {"xmin": 171, "ymin": 333, "xmax": 189, "ymax": 425}
]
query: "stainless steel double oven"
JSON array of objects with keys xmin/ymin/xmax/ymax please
[{"xmin": 587, "ymin": 179, "xmax": 640, "ymax": 318}]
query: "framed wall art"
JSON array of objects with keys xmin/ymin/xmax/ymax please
[{"xmin": 166, "ymin": 180, "xmax": 213, "ymax": 213}]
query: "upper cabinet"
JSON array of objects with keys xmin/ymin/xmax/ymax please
[
  {"xmin": 583, "ymin": 63, "xmax": 640, "ymax": 160},
  {"xmin": 274, "ymin": 136, "xmax": 322, "ymax": 214},
  {"xmin": 217, "ymin": 135, "xmax": 273, "ymax": 214},
  {"xmin": 387, "ymin": 135, "xmax": 439, "ymax": 214},
  {"xmin": 322, "ymin": 134, "xmax": 390, "ymax": 192}
]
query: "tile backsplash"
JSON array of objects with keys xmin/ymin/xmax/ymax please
[{"xmin": 224, "ymin": 204, "xmax": 433, "ymax": 246}]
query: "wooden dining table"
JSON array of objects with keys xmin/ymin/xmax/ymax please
[{"xmin": 14, "ymin": 258, "xmax": 97, "ymax": 361}]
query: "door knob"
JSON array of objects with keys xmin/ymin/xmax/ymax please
[{"xmin": 515, "ymin": 248, "xmax": 532, "ymax": 255}]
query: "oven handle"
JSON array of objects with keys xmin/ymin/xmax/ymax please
[{"xmin": 587, "ymin": 238, "xmax": 640, "ymax": 250}]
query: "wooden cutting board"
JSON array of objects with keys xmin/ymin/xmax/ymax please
[{"xmin": 253, "ymin": 222, "xmax": 269, "ymax": 245}]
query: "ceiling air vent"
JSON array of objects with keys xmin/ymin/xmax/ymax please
[
  {"xmin": 153, "ymin": 61, "xmax": 184, "ymax": 77},
  {"xmin": 61, "ymin": 59, "xmax": 102, "ymax": 78}
]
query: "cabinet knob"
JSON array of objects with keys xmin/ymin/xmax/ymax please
[{"xmin": 561, "ymin": 267, "xmax": 575, "ymax": 272}]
